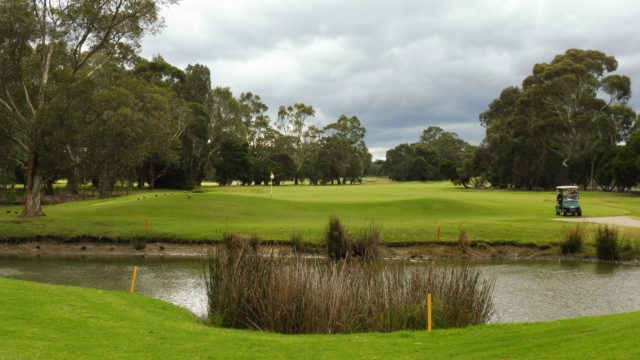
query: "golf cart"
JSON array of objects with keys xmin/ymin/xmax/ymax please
[{"xmin": 555, "ymin": 186, "xmax": 582, "ymax": 216}]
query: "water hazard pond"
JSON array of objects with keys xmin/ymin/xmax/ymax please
[{"xmin": 1, "ymin": 256, "xmax": 639, "ymax": 323}]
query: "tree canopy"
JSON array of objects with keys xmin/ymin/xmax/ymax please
[
  {"xmin": 0, "ymin": 3, "xmax": 374, "ymax": 211},
  {"xmin": 477, "ymin": 49, "xmax": 638, "ymax": 190}
]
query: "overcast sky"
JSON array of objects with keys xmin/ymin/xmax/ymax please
[{"xmin": 141, "ymin": 0, "xmax": 640, "ymax": 159}]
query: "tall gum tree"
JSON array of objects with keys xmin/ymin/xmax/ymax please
[
  {"xmin": 522, "ymin": 49, "xmax": 632, "ymax": 168},
  {"xmin": 480, "ymin": 49, "xmax": 636, "ymax": 189},
  {"xmin": 0, "ymin": 0, "xmax": 176, "ymax": 216},
  {"xmin": 276, "ymin": 104, "xmax": 315, "ymax": 185}
]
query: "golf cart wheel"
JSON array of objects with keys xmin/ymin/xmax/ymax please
[
  {"xmin": 577, "ymin": 208, "xmax": 582, "ymax": 216},
  {"xmin": 562, "ymin": 210, "xmax": 567, "ymax": 216}
]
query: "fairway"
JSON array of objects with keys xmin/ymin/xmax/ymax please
[
  {"xmin": 1, "ymin": 277, "xmax": 639, "ymax": 360},
  {"xmin": 1, "ymin": 181, "xmax": 640, "ymax": 244}
]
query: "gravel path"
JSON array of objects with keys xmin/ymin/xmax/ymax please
[{"xmin": 551, "ymin": 216, "xmax": 640, "ymax": 227}]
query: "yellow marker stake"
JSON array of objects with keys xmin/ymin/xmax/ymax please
[
  {"xmin": 427, "ymin": 293, "xmax": 432, "ymax": 332},
  {"xmin": 130, "ymin": 266, "xmax": 139, "ymax": 293}
]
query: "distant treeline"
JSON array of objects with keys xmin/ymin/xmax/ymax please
[
  {"xmin": 0, "ymin": 1, "xmax": 374, "ymax": 217},
  {"xmin": 0, "ymin": 54, "xmax": 372, "ymax": 197},
  {"xmin": 376, "ymin": 49, "xmax": 640, "ymax": 191}
]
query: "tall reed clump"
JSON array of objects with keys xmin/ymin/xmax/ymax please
[
  {"xmin": 205, "ymin": 242, "xmax": 494, "ymax": 334},
  {"xmin": 326, "ymin": 215, "xmax": 381, "ymax": 260},
  {"xmin": 222, "ymin": 232, "xmax": 260, "ymax": 251},
  {"xmin": 131, "ymin": 237, "xmax": 147, "ymax": 250},
  {"xmin": 560, "ymin": 225, "xmax": 585, "ymax": 254},
  {"xmin": 291, "ymin": 232, "xmax": 305, "ymax": 253},
  {"xmin": 595, "ymin": 225, "xmax": 619, "ymax": 260},
  {"xmin": 457, "ymin": 229, "xmax": 470, "ymax": 255},
  {"xmin": 619, "ymin": 236, "xmax": 640, "ymax": 260}
]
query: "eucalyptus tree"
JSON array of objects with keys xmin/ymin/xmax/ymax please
[
  {"xmin": 523, "ymin": 50, "xmax": 633, "ymax": 174},
  {"xmin": 80, "ymin": 70, "xmax": 188, "ymax": 196},
  {"xmin": 0, "ymin": 0, "xmax": 175, "ymax": 216},
  {"xmin": 130, "ymin": 56, "xmax": 192, "ymax": 189},
  {"xmin": 239, "ymin": 92, "xmax": 270, "ymax": 153},
  {"xmin": 384, "ymin": 125, "xmax": 472, "ymax": 182},
  {"xmin": 0, "ymin": 111, "xmax": 19, "ymax": 200},
  {"xmin": 155, "ymin": 62, "xmax": 213, "ymax": 189},
  {"xmin": 320, "ymin": 115, "xmax": 370, "ymax": 184},
  {"xmin": 276, "ymin": 103, "xmax": 315, "ymax": 184},
  {"xmin": 480, "ymin": 49, "xmax": 637, "ymax": 189}
]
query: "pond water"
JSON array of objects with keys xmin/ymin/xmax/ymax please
[{"xmin": 1, "ymin": 256, "xmax": 639, "ymax": 323}]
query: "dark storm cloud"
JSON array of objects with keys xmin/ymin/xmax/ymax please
[{"xmin": 142, "ymin": 0, "xmax": 640, "ymax": 159}]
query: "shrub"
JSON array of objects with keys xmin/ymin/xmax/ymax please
[
  {"xmin": 560, "ymin": 226, "xmax": 585, "ymax": 254},
  {"xmin": 595, "ymin": 225, "xmax": 619, "ymax": 260},
  {"xmin": 205, "ymin": 248, "xmax": 494, "ymax": 334}
]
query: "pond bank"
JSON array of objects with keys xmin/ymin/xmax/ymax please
[
  {"xmin": 0, "ymin": 236, "xmax": 587, "ymax": 262},
  {"xmin": 3, "ymin": 235, "xmax": 639, "ymax": 264}
]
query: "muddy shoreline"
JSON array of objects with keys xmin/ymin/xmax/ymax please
[
  {"xmin": 2, "ymin": 235, "xmax": 638, "ymax": 264},
  {"xmin": 0, "ymin": 235, "xmax": 578, "ymax": 262}
]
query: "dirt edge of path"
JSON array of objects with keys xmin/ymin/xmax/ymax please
[{"xmin": 551, "ymin": 216, "xmax": 640, "ymax": 227}]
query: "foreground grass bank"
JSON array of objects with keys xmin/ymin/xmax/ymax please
[
  {"xmin": 1, "ymin": 181, "xmax": 640, "ymax": 244},
  {"xmin": 1, "ymin": 277, "xmax": 639, "ymax": 359}
]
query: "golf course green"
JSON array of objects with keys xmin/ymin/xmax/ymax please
[
  {"xmin": 1, "ymin": 277, "xmax": 639, "ymax": 359},
  {"xmin": 1, "ymin": 180, "xmax": 639, "ymax": 245}
]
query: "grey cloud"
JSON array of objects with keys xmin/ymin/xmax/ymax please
[{"xmin": 143, "ymin": 0, "xmax": 640, "ymax": 160}]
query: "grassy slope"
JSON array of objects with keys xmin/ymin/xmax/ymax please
[
  {"xmin": 1, "ymin": 181, "xmax": 639, "ymax": 244},
  {"xmin": 1, "ymin": 277, "xmax": 639, "ymax": 359}
]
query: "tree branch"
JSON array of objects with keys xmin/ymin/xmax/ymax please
[
  {"xmin": 72, "ymin": 0, "xmax": 129, "ymax": 74},
  {"xmin": 72, "ymin": 1, "xmax": 107, "ymax": 69},
  {"xmin": 1, "ymin": 86, "xmax": 30, "ymax": 129},
  {"xmin": 0, "ymin": 121, "xmax": 29, "ymax": 152},
  {"xmin": 37, "ymin": 45, "xmax": 54, "ymax": 110},
  {"xmin": 22, "ymin": 81, "xmax": 37, "ymax": 117}
]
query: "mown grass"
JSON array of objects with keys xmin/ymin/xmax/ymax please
[
  {"xmin": 1, "ymin": 277, "xmax": 640, "ymax": 359},
  {"xmin": 1, "ymin": 180, "xmax": 640, "ymax": 245}
]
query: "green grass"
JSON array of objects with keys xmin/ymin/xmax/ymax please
[
  {"xmin": 1, "ymin": 180, "xmax": 640, "ymax": 244},
  {"xmin": 1, "ymin": 277, "xmax": 639, "ymax": 359}
]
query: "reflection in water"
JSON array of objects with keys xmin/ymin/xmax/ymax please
[
  {"xmin": 0, "ymin": 256, "xmax": 209, "ymax": 318},
  {"xmin": 594, "ymin": 262, "xmax": 619, "ymax": 275},
  {"xmin": 1, "ymin": 256, "xmax": 639, "ymax": 323},
  {"xmin": 476, "ymin": 260, "xmax": 640, "ymax": 323}
]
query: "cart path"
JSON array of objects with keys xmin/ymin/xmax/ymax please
[{"xmin": 550, "ymin": 216, "xmax": 640, "ymax": 228}]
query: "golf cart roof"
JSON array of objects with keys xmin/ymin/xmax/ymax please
[{"xmin": 556, "ymin": 186, "xmax": 579, "ymax": 190}]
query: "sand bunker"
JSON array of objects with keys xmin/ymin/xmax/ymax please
[{"xmin": 551, "ymin": 216, "xmax": 640, "ymax": 228}]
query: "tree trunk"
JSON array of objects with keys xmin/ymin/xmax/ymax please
[
  {"xmin": 149, "ymin": 164, "xmax": 155, "ymax": 189},
  {"xmin": 21, "ymin": 153, "xmax": 45, "ymax": 217},
  {"xmin": 68, "ymin": 169, "xmax": 79, "ymax": 195},
  {"xmin": 589, "ymin": 155, "xmax": 597, "ymax": 191},
  {"xmin": 44, "ymin": 179, "xmax": 55, "ymax": 196}
]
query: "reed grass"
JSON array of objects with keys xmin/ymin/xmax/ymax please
[
  {"xmin": 458, "ymin": 229, "xmax": 470, "ymax": 255},
  {"xmin": 560, "ymin": 226, "xmax": 585, "ymax": 254},
  {"xmin": 205, "ymin": 242, "xmax": 494, "ymax": 334},
  {"xmin": 595, "ymin": 225, "xmax": 619, "ymax": 261},
  {"xmin": 326, "ymin": 216, "xmax": 381, "ymax": 260}
]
